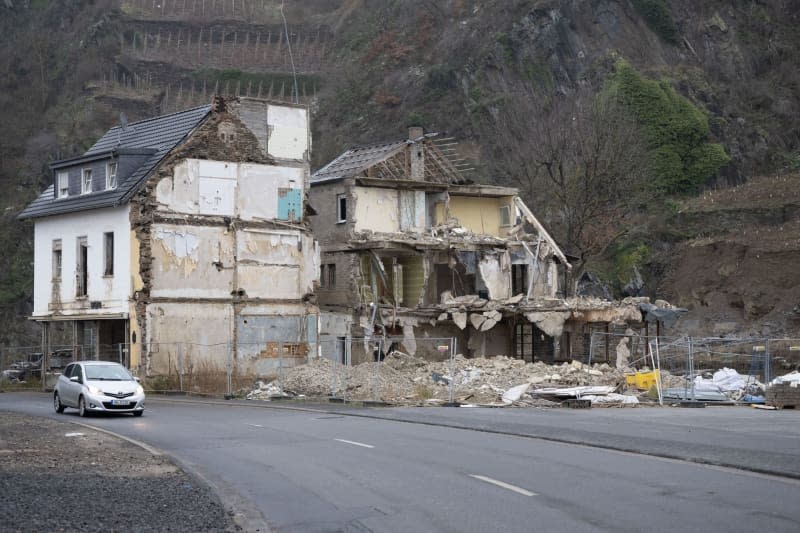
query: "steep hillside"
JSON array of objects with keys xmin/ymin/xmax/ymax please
[
  {"xmin": 662, "ymin": 173, "xmax": 800, "ymax": 337},
  {"xmin": 2, "ymin": 0, "xmax": 800, "ymax": 343}
]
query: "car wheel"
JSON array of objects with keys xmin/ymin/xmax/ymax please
[
  {"xmin": 54, "ymin": 393, "xmax": 65, "ymax": 414},
  {"xmin": 133, "ymin": 410, "xmax": 143, "ymax": 417},
  {"xmin": 78, "ymin": 396, "xmax": 89, "ymax": 417}
]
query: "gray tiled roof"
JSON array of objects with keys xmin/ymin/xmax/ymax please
[
  {"xmin": 19, "ymin": 105, "xmax": 211, "ymax": 220},
  {"xmin": 311, "ymin": 139, "xmax": 407, "ymax": 184}
]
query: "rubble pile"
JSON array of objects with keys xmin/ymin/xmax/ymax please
[{"xmin": 246, "ymin": 352, "xmax": 658, "ymax": 407}]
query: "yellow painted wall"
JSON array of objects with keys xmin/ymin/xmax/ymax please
[
  {"xmin": 129, "ymin": 230, "xmax": 143, "ymax": 368},
  {"xmin": 436, "ymin": 196, "xmax": 514, "ymax": 237},
  {"xmin": 399, "ymin": 256, "xmax": 425, "ymax": 306}
]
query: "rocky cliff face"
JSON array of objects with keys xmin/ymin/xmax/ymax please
[{"xmin": 2, "ymin": 0, "xmax": 799, "ymax": 343}]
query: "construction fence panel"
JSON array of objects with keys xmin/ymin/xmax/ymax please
[
  {"xmin": 586, "ymin": 333, "xmax": 774, "ymax": 404},
  {"xmin": 0, "ymin": 346, "xmax": 44, "ymax": 391},
  {"xmin": 766, "ymin": 339, "xmax": 800, "ymax": 376}
]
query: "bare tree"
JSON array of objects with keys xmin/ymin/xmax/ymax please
[{"xmin": 486, "ymin": 86, "xmax": 650, "ymax": 275}]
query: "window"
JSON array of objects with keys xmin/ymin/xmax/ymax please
[
  {"xmin": 512, "ymin": 264, "xmax": 528, "ymax": 296},
  {"xmin": 76, "ymin": 237, "xmax": 88, "ymax": 297},
  {"xmin": 499, "ymin": 205, "xmax": 512, "ymax": 226},
  {"xmin": 327, "ymin": 263, "xmax": 336, "ymax": 289},
  {"xmin": 52, "ymin": 240, "xmax": 62, "ymax": 281},
  {"xmin": 320, "ymin": 263, "xmax": 336, "ymax": 289},
  {"xmin": 106, "ymin": 161, "xmax": 118, "ymax": 189},
  {"xmin": 56, "ymin": 171, "xmax": 69, "ymax": 198},
  {"xmin": 103, "ymin": 232, "xmax": 114, "ymax": 276},
  {"xmin": 81, "ymin": 169, "xmax": 92, "ymax": 194},
  {"xmin": 515, "ymin": 323, "xmax": 534, "ymax": 362},
  {"xmin": 337, "ymin": 337, "xmax": 347, "ymax": 365},
  {"xmin": 336, "ymin": 194, "xmax": 347, "ymax": 223}
]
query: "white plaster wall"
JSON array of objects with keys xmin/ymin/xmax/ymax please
[
  {"xmin": 236, "ymin": 229, "xmax": 317, "ymax": 299},
  {"xmin": 33, "ymin": 206, "xmax": 131, "ymax": 317},
  {"xmin": 353, "ymin": 187, "xmax": 399, "ymax": 233},
  {"xmin": 150, "ymin": 224, "xmax": 234, "ymax": 298},
  {"xmin": 478, "ymin": 254, "xmax": 511, "ymax": 300},
  {"xmin": 267, "ymin": 105, "xmax": 309, "ymax": 160},
  {"xmin": 155, "ymin": 159, "xmax": 305, "ymax": 221}
]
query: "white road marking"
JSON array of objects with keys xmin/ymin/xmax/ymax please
[
  {"xmin": 64, "ymin": 432, "xmax": 84, "ymax": 437},
  {"xmin": 469, "ymin": 474, "xmax": 537, "ymax": 496},
  {"xmin": 246, "ymin": 423, "xmax": 263, "ymax": 428},
  {"xmin": 335, "ymin": 438, "xmax": 374, "ymax": 449}
]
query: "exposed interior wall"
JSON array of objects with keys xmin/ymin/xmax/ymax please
[
  {"xmin": 145, "ymin": 302, "xmax": 233, "ymax": 376},
  {"xmin": 435, "ymin": 196, "xmax": 513, "ymax": 237},
  {"xmin": 229, "ymin": 98, "xmax": 310, "ymax": 163},
  {"xmin": 155, "ymin": 159, "xmax": 305, "ymax": 222},
  {"xmin": 150, "ymin": 225, "xmax": 234, "ymax": 299},
  {"xmin": 353, "ymin": 186, "xmax": 399, "ymax": 233},
  {"xmin": 399, "ymin": 190, "xmax": 426, "ymax": 231},
  {"xmin": 236, "ymin": 303, "xmax": 317, "ymax": 375},
  {"xmin": 130, "ymin": 103, "xmax": 318, "ymax": 376}
]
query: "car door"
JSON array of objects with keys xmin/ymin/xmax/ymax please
[
  {"xmin": 63, "ymin": 364, "xmax": 82, "ymax": 407},
  {"xmin": 59, "ymin": 364, "xmax": 74, "ymax": 406}
]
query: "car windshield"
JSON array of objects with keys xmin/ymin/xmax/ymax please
[{"xmin": 84, "ymin": 365, "xmax": 132, "ymax": 381}]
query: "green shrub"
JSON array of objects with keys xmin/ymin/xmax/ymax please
[
  {"xmin": 631, "ymin": 0, "xmax": 679, "ymax": 44},
  {"xmin": 606, "ymin": 60, "xmax": 729, "ymax": 194},
  {"xmin": 495, "ymin": 32, "xmax": 515, "ymax": 64}
]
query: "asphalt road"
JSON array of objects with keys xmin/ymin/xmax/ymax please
[{"xmin": 2, "ymin": 392, "xmax": 799, "ymax": 533}]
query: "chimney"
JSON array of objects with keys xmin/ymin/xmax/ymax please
[
  {"xmin": 212, "ymin": 94, "xmax": 227, "ymax": 113},
  {"xmin": 408, "ymin": 126, "xmax": 425, "ymax": 181}
]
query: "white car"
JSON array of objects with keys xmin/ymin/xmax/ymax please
[{"xmin": 54, "ymin": 361, "xmax": 145, "ymax": 417}]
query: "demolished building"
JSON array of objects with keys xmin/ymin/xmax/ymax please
[
  {"xmin": 19, "ymin": 97, "xmax": 319, "ymax": 376},
  {"xmin": 309, "ymin": 127, "xmax": 676, "ymax": 364}
]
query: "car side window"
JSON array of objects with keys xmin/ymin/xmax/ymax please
[
  {"xmin": 63, "ymin": 364, "xmax": 74, "ymax": 377},
  {"xmin": 74, "ymin": 365, "xmax": 83, "ymax": 383}
]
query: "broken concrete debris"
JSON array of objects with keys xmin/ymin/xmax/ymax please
[{"xmin": 244, "ymin": 352, "xmax": 649, "ymax": 407}]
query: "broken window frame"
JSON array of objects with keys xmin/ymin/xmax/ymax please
[
  {"xmin": 106, "ymin": 161, "xmax": 118, "ymax": 190},
  {"xmin": 499, "ymin": 204, "xmax": 512, "ymax": 227},
  {"xmin": 76, "ymin": 236, "xmax": 88, "ymax": 298},
  {"xmin": 103, "ymin": 232, "xmax": 114, "ymax": 277},
  {"xmin": 56, "ymin": 171, "xmax": 69, "ymax": 199},
  {"xmin": 336, "ymin": 193, "xmax": 347, "ymax": 223},
  {"xmin": 511, "ymin": 264, "xmax": 528, "ymax": 296},
  {"xmin": 52, "ymin": 239, "xmax": 62, "ymax": 281},
  {"xmin": 81, "ymin": 168, "xmax": 92, "ymax": 195}
]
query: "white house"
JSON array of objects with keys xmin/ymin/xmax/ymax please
[{"xmin": 20, "ymin": 97, "xmax": 320, "ymax": 377}]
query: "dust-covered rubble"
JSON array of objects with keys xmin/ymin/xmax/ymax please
[{"xmin": 245, "ymin": 352, "xmax": 674, "ymax": 407}]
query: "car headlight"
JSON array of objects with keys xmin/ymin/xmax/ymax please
[
  {"xmin": 136, "ymin": 385, "xmax": 144, "ymax": 396},
  {"xmin": 87, "ymin": 385, "xmax": 101, "ymax": 395}
]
